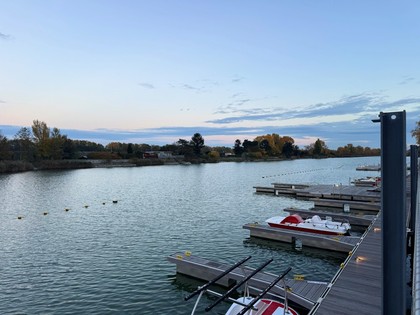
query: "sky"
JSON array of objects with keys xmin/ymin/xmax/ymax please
[{"xmin": 1, "ymin": 0, "xmax": 420, "ymax": 149}]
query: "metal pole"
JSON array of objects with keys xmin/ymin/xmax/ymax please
[
  {"xmin": 378, "ymin": 111, "xmax": 407, "ymax": 314},
  {"xmin": 411, "ymin": 145, "xmax": 419, "ymax": 234}
]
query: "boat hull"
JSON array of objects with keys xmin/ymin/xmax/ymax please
[{"xmin": 266, "ymin": 222, "xmax": 348, "ymax": 236}]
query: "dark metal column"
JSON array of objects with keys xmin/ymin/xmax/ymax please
[
  {"xmin": 379, "ymin": 111, "xmax": 407, "ymax": 314},
  {"xmin": 411, "ymin": 145, "xmax": 419, "ymax": 234}
]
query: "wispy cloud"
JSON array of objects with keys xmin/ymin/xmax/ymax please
[
  {"xmin": 208, "ymin": 93, "xmax": 420, "ymax": 124},
  {"xmin": 182, "ymin": 84, "xmax": 202, "ymax": 91},
  {"xmin": 1, "ymin": 94, "xmax": 418, "ymax": 148},
  {"xmin": 0, "ymin": 32, "xmax": 11, "ymax": 40},
  {"xmin": 138, "ymin": 82, "xmax": 155, "ymax": 89},
  {"xmin": 399, "ymin": 76, "xmax": 416, "ymax": 85},
  {"xmin": 232, "ymin": 76, "xmax": 245, "ymax": 83}
]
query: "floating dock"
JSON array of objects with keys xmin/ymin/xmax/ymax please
[
  {"xmin": 356, "ymin": 164, "xmax": 381, "ymax": 171},
  {"xmin": 167, "ymin": 252, "xmax": 328, "ymax": 310},
  {"xmin": 242, "ymin": 223, "xmax": 362, "ymax": 253},
  {"xmin": 311, "ymin": 198, "xmax": 380, "ymax": 212},
  {"xmin": 254, "ymin": 183, "xmax": 381, "ymax": 212}
]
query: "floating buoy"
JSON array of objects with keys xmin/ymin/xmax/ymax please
[
  {"xmin": 112, "ymin": 200, "xmax": 118, "ymax": 204},
  {"xmin": 43, "ymin": 212, "xmax": 48, "ymax": 215},
  {"xmin": 102, "ymin": 202, "xmax": 106, "ymax": 205},
  {"xmin": 17, "ymin": 216, "xmax": 23, "ymax": 220},
  {"xmin": 84, "ymin": 205, "xmax": 89, "ymax": 208},
  {"xmin": 65, "ymin": 208, "xmax": 70, "ymax": 212}
]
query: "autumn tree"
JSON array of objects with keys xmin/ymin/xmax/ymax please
[
  {"xmin": 307, "ymin": 138, "xmax": 328, "ymax": 156},
  {"xmin": 14, "ymin": 127, "xmax": 34, "ymax": 161},
  {"xmin": 31, "ymin": 120, "xmax": 66, "ymax": 159},
  {"xmin": 32, "ymin": 120, "xmax": 51, "ymax": 159},
  {"xmin": 50, "ymin": 127, "xmax": 66, "ymax": 159}
]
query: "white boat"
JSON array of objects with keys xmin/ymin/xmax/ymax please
[
  {"xmin": 185, "ymin": 257, "xmax": 299, "ymax": 315},
  {"xmin": 265, "ymin": 214, "xmax": 351, "ymax": 236},
  {"xmin": 351, "ymin": 176, "xmax": 381, "ymax": 187}
]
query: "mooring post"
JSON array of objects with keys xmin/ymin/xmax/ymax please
[{"xmin": 375, "ymin": 111, "xmax": 407, "ymax": 314}]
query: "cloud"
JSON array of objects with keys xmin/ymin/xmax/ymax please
[
  {"xmin": 0, "ymin": 32, "xmax": 11, "ymax": 40},
  {"xmin": 232, "ymin": 76, "xmax": 245, "ymax": 83},
  {"xmin": 1, "ymin": 94, "xmax": 418, "ymax": 149},
  {"xmin": 138, "ymin": 82, "xmax": 155, "ymax": 89},
  {"xmin": 208, "ymin": 93, "xmax": 420, "ymax": 125},
  {"xmin": 182, "ymin": 84, "xmax": 202, "ymax": 91},
  {"xmin": 399, "ymin": 76, "xmax": 416, "ymax": 85}
]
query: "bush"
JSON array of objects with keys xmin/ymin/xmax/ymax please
[
  {"xmin": 0, "ymin": 161, "xmax": 34, "ymax": 173},
  {"xmin": 87, "ymin": 152, "xmax": 121, "ymax": 160}
]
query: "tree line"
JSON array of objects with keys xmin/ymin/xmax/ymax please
[{"xmin": 0, "ymin": 119, "xmax": 381, "ymax": 162}]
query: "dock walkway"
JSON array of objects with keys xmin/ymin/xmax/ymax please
[
  {"xmin": 167, "ymin": 252, "xmax": 328, "ymax": 310},
  {"xmin": 309, "ymin": 215, "xmax": 382, "ymax": 314},
  {"xmin": 242, "ymin": 223, "xmax": 362, "ymax": 253}
]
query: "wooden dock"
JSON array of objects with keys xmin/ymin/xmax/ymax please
[
  {"xmin": 311, "ymin": 198, "xmax": 380, "ymax": 212},
  {"xmin": 308, "ymin": 215, "xmax": 382, "ymax": 314},
  {"xmin": 254, "ymin": 183, "xmax": 381, "ymax": 212},
  {"xmin": 167, "ymin": 252, "xmax": 328, "ymax": 310},
  {"xmin": 356, "ymin": 164, "xmax": 381, "ymax": 171},
  {"xmin": 242, "ymin": 223, "xmax": 362, "ymax": 253}
]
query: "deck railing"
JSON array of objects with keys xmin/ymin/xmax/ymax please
[{"xmin": 412, "ymin": 173, "xmax": 420, "ymax": 315}]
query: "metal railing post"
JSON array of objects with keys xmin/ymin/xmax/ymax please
[
  {"xmin": 411, "ymin": 145, "xmax": 419, "ymax": 234},
  {"xmin": 377, "ymin": 111, "xmax": 407, "ymax": 314}
]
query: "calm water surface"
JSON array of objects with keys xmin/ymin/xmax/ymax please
[{"xmin": 0, "ymin": 157, "xmax": 380, "ymax": 314}]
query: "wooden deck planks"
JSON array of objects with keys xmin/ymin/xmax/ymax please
[
  {"xmin": 255, "ymin": 183, "xmax": 381, "ymax": 206},
  {"xmin": 310, "ymin": 216, "xmax": 382, "ymax": 314}
]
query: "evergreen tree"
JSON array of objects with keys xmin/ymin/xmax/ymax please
[{"xmin": 190, "ymin": 133, "xmax": 204, "ymax": 156}]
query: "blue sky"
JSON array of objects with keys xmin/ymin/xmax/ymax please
[{"xmin": 1, "ymin": 0, "xmax": 420, "ymax": 149}]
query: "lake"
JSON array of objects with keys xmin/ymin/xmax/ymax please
[{"xmin": 0, "ymin": 156, "xmax": 380, "ymax": 314}]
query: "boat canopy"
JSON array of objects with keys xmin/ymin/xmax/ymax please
[{"xmin": 281, "ymin": 214, "xmax": 304, "ymax": 224}]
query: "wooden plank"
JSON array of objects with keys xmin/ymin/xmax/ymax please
[{"xmin": 310, "ymin": 216, "xmax": 382, "ymax": 314}]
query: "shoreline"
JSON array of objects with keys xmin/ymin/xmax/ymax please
[{"xmin": 0, "ymin": 155, "xmax": 378, "ymax": 175}]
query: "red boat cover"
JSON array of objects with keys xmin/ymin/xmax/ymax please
[{"xmin": 280, "ymin": 214, "xmax": 304, "ymax": 224}]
